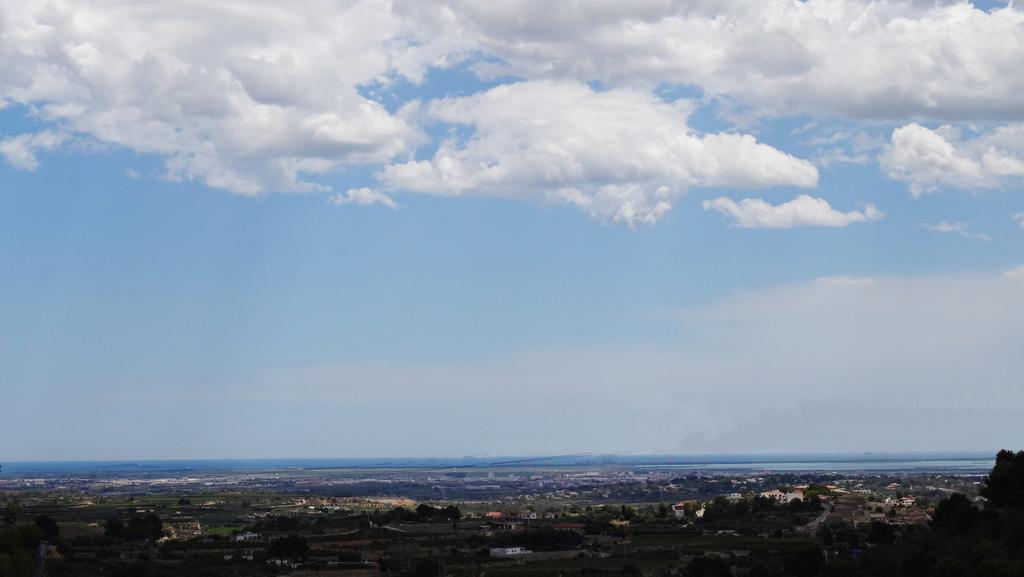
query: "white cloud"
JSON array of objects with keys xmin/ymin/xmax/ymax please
[
  {"xmin": 702, "ymin": 194, "xmax": 881, "ymax": 229},
  {"xmin": 813, "ymin": 275, "xmax": 877, "ymax": 287},
  {"xmin": 328, "ymin": 187, "xmax": 397, "ymax": 209},
  {"xmin": 814, "ymin": 150, "xmax": 872, "ymax": 168},
  {"xmin": 0, "ymin": 1, "xmax": 448, "ymax": 193},
  {"xmin": 921, "ymin": 221, "xmax": 993, "ymax": 242},
  {"xmin": 0, "ymin": 130, "xmax": 68, "ymax": 170},
  {"xmin": 808, "ymin": 130, "xmax": 884, "ymax": 168},
  {"xmin": 881, "ymin": 123, "xmax": 1024, "ymax": 195},
  {"xmin": 4, "ymin": 0, "xmax": 1023, "ymax": 216},
  {"xmin": 429, "ymin": 1, "xmax": 1024, "ymax": 121},
  {"xmin": 379, "ymin": 81, "xmax": 817, "ymax": 227},
  {"xmin": 925, "ymin": 222, "xmax": 968, "ymax": 234},
  {"xmin": 1005, "ymin": 265, "xmax": 1024, "ymax": 281},
  {"xmin": 1015, "ymin": 212, "xmax": 1024, "ymax": 229}
]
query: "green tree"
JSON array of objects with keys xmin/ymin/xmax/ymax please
[
  {"xmin": 125, "ymin": 513, "xmax": 163, "ymax": 541},
  {"xmin": 685, "ymin": 555, "xmax": 731, "ymax": 577},
  {"xmin": 33, "ymin": 515, "xmax": 60, "ymax": 541},
  {"xmin": 416, "ymin": 503, "xmax": 436, "ymax": 520},
  {"xmin": 104, "ymin": 518, "xmax": 125, "ymax": 538},
  {"xmin": 866, "ymin": 521, "xmax": 895, "ymax": 546},
  {"xmin": 930, "ymin": 493, "xmax": 979, "ymax": 537},
  {"xmin": 783, "ymin": 547, "xmax": 825, "ymax": 577},
  {"xmin": 269, "ymin": 534, "xmax": 310, "ymax": 559},
  {"xmin": 0, "ymin": 527, "xmax": 36, "ymax": 577},
  {"xmin": 1, "ymin": 501, "xmax": 21, "ymax": 527},
  {"xmin": 981, "ymin": 449, "xmax": 1024, "ymax": 508},
  {"xmin": 442, "ymin": 504, "xmax": 462, "ymax": 521}
]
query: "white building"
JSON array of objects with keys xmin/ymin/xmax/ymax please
[
  {"xmin": 760, "ymin": 489, "xmax": 804, "ymax": 503},
  {"xmin": 490, "ymin": 547, "xmax": 530, "ymax": 557},
  {"xmin": 885, "ymin": 496, "xmax": 916, "ymax": 508}
]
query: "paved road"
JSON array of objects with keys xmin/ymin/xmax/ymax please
[{"xmin": 803, "ymin": 507, "xmax": 831, "ymax": 534}]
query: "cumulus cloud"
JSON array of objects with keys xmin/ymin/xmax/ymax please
[
  {"xmin": 921, "ymin": 221, "xmax": 993, "ymax": 242},
  {"xmin": 702, "ymin": 194, "xmax": 881, "ymax": 229},
  {"xmin": 881, "ymin": 123, "xmax": 1024, "ymax": 195},
  {"xmin": 0, "ymin": 130, "xmax": 68, "ymax": 170},
  {"xmin": 328, "ymin": 187, "xmax": 397, "ymax": 209},
  {"xmin": 1015, "ymin": 212, "xmax": 1024, "ymax": 229},
  {"xmin": 379, "ymin": 81, "xmax": 817, "ymax": 227},
  {"xmin": 425, "ymin": 1, "xmax": 1024, "ymax": 121},
  {"xmin": 0, "ymin": 1, "xmax": 447, "ymax": 193},
  {"xmin": 4, "ymin": 0, "xmax": 1023, "ymax": 222}
]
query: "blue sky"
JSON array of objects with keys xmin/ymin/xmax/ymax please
[{"xmin": 1, "ymin": 1, "xmax": 1023, "ymax": 460}]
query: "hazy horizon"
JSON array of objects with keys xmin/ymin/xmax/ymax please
[{"xmin": 1, "ymin": 450, "xmax": 999, "ymax": 463}]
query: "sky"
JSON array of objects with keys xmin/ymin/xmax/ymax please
[{"xmin": 1, "ymin": 0, "xmax": 1023, "ymax": 461}]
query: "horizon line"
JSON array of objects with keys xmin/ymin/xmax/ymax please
[{"xmin": 0, "ymin": 450, "xmax": 1001, "ymax": 466}]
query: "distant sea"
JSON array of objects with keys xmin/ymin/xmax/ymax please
[{"xmin": 0, "ymin": 452, "xmax": 996, "ymax": 475}]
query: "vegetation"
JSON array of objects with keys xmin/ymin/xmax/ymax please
[
  {"xmin": 489, "ymin": 527, "xmax": 585, "ymax": 552},
  {"xmin": 0, "ymin": 452, "xmax": 1021, "ymax": 576},
  {"xmin": 103, "ymin": 513, "xmax": 164, "ymax": 541},
  {"xmin": 0, "ymin": 524, "xmax": 41, "ymax": 577},
  {"xmin": 810, "ymin": 449, "xmax": 1024, "ymax": 577}
]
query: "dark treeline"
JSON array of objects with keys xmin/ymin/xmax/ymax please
[
  {"xmin": 486, "ymin": 527, "xmax": 586, "ymax": 552},
  {"xmin": 104, "ymin": 513, "xmax": 164, "ymax": 542}
]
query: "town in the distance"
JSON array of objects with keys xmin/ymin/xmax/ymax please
[{"xmin": 2, "ymin": 451, "xmax": 1024, "ymax": 577}]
